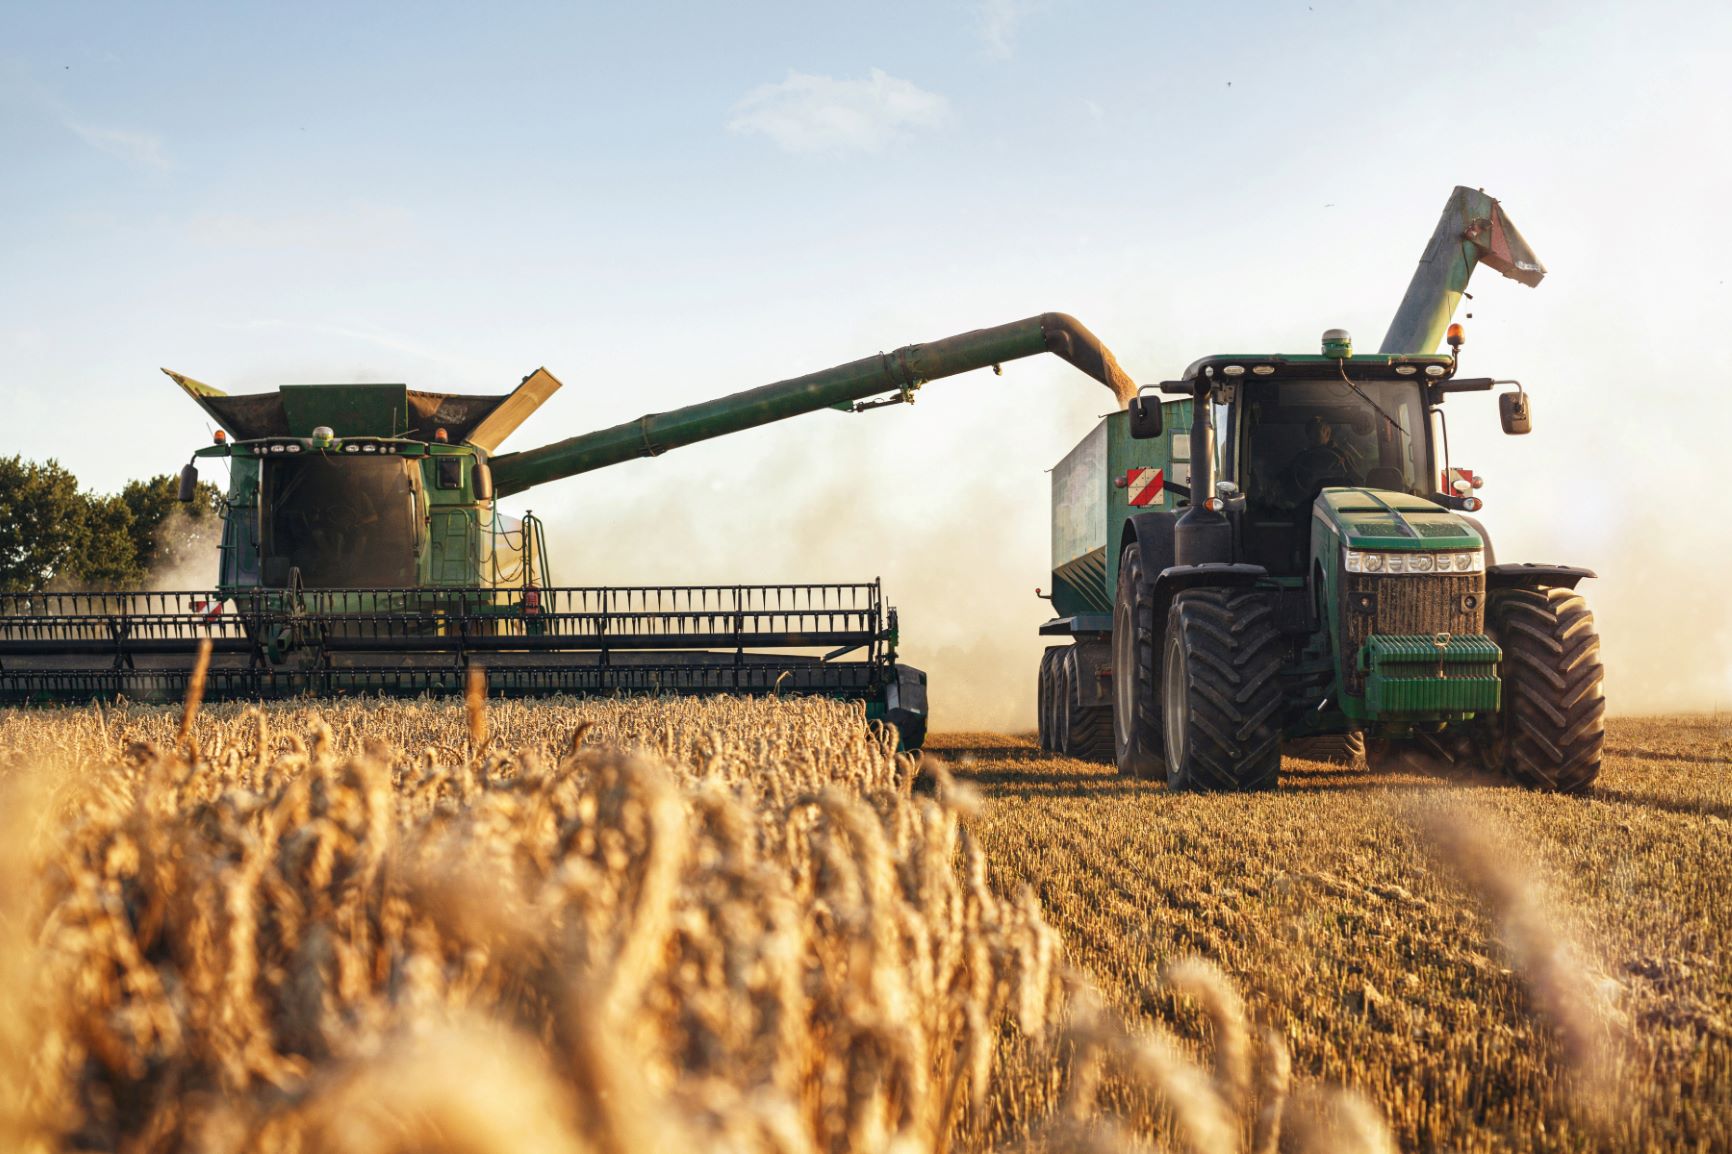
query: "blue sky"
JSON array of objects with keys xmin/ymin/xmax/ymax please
[{"xmin": 2, "ymin": 1, "xmax": 1728, "ymax": 723}]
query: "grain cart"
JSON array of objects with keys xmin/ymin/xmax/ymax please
[
  {"xmin": 0, "ymin": 315, "xmax": 1136, "ymax": 751},
  {"xmin": 1037, "ymin": 188, "xmax": 1606, "ymax": 791}
]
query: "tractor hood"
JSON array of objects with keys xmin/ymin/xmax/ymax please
[{"xmin": 1313, "ymin": 488, "xmax": 1483, "ymax": 551}]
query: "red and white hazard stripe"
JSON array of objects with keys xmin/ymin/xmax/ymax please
[{"xmin": 1127, "ymin": 468, "xmax": 1164, "ymax": 507}]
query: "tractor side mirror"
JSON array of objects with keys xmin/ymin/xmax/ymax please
[
  {"xmin": 1499, "ymin": 390, "xmax": 1532, "ymax": 435},
  {"xmin": 1128, "ymin": 395, "xmax": 1163, "ymax": 439},
  {"xmin": 473, "ymin": 461, "xmax": 494, "ymax": 501},
  {"xmin": 177, "ymin": 463, "xmax": 199, "ymax": 502}
]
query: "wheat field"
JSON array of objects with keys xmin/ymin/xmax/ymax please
[
  {"xmin": 0, "ymin": 698, "xmax": 1724, "ymax": 1152},
  {"xmin": 943, "ymin": 715, "xmax": 1732, "ymax": 1152}
]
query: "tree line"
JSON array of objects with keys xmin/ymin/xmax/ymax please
[{"xmin": 0, "ymin": 457, "xmax": 224, "ymax": 592}]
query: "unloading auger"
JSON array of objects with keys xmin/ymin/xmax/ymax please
[{"xmin": 0, "ymin": 313, "xmax": 1137, "ymax": 748}]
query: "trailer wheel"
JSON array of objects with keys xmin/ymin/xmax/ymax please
[
  {"xmin": 1112, "ymin": 546, "xmax": 1165, "ymax": 779},
  {"xmin": 1480, "ymin": 586, "xmax": 1605, "ymax": 793},
  {"xmin": 1161, "ymin": 588, "xmax": 1283, "ymax": 791},
  {"xmin": 1060, "ymin": 646, "xmax": 1115, "ymax": 762},
  {"xmin": 1052, "ymin": 651, "xmax": 1074, "ymax": 755},
  {"xmin": 1037, "ymin": 646, "xmax": 1063, "ymax": 751}
]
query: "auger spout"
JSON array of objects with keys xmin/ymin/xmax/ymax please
[
  {"xmin": 489, "ymin": 312, "xmax": 1135, "ymax": 497},
  {"xmin": 1379, "ymin": 186, "xmax": 1546, "ymax": 355}
]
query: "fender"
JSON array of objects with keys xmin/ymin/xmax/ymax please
[
  {"xmin": 1487, "ymin": 563, "xmax": 1596, "ymax": 591},
  {"xmin": 1119, "ymin": 511, "xmax": 1178, "ymax": 589},
  {"xmin": 1151, "ymin": 562, "xmax": 1273, "ymax": 639}
]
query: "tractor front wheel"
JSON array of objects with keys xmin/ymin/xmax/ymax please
[
  {"xmin": 1161, "ymin": 588, "xmax": 1283, "ymax": 791},
  {"xmin": 1480, "ymin": 586, "xmax": 1605, "ymax": 793}
]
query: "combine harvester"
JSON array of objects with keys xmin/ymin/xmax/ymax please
[
  {"xmin": 0, "ymin": 315, "xmax": 1139, "ymax": 749},
  {"xmin": 1036, "ymin": 186, "xmax": 1606, "ymax": 792}
]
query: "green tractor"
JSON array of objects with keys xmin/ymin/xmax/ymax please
[{"xmin": 1037, "ymin": 187, "xmax": 1605, "ymax": 791}]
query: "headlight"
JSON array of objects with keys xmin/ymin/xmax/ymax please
[{"xmin": 1343, "ymin": 549, "xmax": 1483, "ymax": 574}]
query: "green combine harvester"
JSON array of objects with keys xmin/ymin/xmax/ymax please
[
  {"xmin": 1036, "ymin": 186, "xmax": 1606, "ymax": 792},
  {"xmin": 0, "ymin": 314, "xmax": 1140, "ymax": 750}
]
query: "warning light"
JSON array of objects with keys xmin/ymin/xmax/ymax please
[
  {"xmin": 1446, "ymin": 323, "xmax": 1466, "ymax": 349},
  {"xmin": 434, "ymin": 428, "xmax": 449, "ymax": 443},
  {"xmin": 212, "ymin": 429, "xmax": 226, "ymax": 443}
]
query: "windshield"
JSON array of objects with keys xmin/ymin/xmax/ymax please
[
  {"xmin": 1239, "ymin": 377, "xmax": 1431, "ymax": 513},
  {"xmin": 260, "ymin": 457, "xmax": 418, "ymax": 587}
]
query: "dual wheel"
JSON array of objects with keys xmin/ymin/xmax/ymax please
[
  {"xmin": 1037, "ymin": 644, "xmax": 1113, "ymax": 759},
  {"xmin": 1103, "ymin": 545, "xmax": 1605, "ymax": 793},
  {"xmin": 1111, "ymin": 544, "xmax": 1282, "ymax": 790}
]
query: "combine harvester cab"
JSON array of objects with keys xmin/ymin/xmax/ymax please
[
  {"xmin": 1037, "ymin": 187, "xmax": 1606, "ymax": 793},
  {"xmin": 1, "ymin": 315, "xmax": 1141, "ymax": 753}
]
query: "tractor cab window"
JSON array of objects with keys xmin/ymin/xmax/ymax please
[
  {"xmin": 1241, "ymin": 378, "xmax": 1430, "ymax": 514},
  {"xmin": 259, "ymin": 456, "xmax": 419, "ymax": 587}
]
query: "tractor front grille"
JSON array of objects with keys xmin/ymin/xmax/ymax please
[{"xmin": 1340, "ymin": 572, "xmax": 1485, "ymax": 692}]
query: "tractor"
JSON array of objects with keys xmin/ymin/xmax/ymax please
[{"xmin": 1036, "ymin": 187, "xmax": 1605, "ymax": 791}]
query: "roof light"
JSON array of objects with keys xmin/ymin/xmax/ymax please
[
  {"xmin": 1394, "ymin": 365, "xmax": 1417, "ymax": 375},
  {"xmin": 269, "ymin": 444, "xmax": 284, "ymax": 453},
  {"xmin": 1252, "ymin": 364, "xmax": 1275, "ymax": 375},
  {"xmin": 1425, "ymin": 365, "xmax": 1447, "ymax": 377},
  {"xmin": 1222, "ymin": 364, "xmax": 1246, "ymax": 377}
]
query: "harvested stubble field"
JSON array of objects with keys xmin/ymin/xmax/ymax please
[
  {"xmin": 940, "ymin": 715, "xmax": 1732, "ymax": 1152},
  {"xmin": 0, "ymin": 697, "xmax": 1725, "ymax": 1153}
]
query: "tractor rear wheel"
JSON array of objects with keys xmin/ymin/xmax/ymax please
[
  {"xmin": 1037, "ymin": 646, "xmax": 1063, "ymax": 751},
  {"xmin": 1061, "ymin": 645, "xmax": 1115, "ymax": 762},
  {"xmin": 1112, "ymin": 545, "xmax": 1165, "ymax": 779},
  {"xmin": 1480, "ymin": 586, "xmax": 1605, "ymax": 793},
  {"xmin": 1160, "ymin": 588, "xmax": 1283, "ymax": 791}
]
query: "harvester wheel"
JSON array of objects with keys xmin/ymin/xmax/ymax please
[
  {"xmin": 1480, "ymin": 586, "xmax": 1605, "ymax": 793},
  {"xmin": 1160, "ymin": 588, "xmax": 1283, "ymax": 791},
  {"xmin": 1060, "ymin": 646, "xmax": 1115, "ymax": 762},
  {"xmin": 1112, "ymin": 545, "xmax": 1165, "ymax": 779},
  {"xmin": 1283, "ymin": 732, "xmax": 1367, "ymax": 768},
  {"xmin": 1037, "ymin": 647, "xmax": 1063, "ymax": 751}
]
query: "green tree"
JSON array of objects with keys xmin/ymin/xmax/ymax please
[
  {"xmin": 64, "ymin": 493, "xmax": 145, "ymax": 588},
  {"xmin": 0, "ymin": 456, "xmax": 91, "ymax": 591}
]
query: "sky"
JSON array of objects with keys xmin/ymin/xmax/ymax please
[{"xmin": 2, "ymin": 0, "xmax": 1729, "ymax": 726}]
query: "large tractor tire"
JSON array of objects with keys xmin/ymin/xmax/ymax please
[
  {"xmin": 1160, "ymin": 588, "xmax": 1284, "ymax": 791},
  {"xmin": 1480, "ymin": 586, "xmax": 1605, "ymax": 793},
  {"xmin": 1037, "ymin": 646, "xmax": 1064, "ymax": 751},
  {"xmin": 1284, "ymin": 732, "xmax": 1367, "ymax": 768},
  {"xmin": 1112, "ymin": 545, "xmax": 1165, "ymax": 779},
  {"xmin": 1060, "ymin": 646, "xmax": 1115, "ymax": 762}
]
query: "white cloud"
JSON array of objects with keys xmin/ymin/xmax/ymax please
[
  {"xmin": 976, "ymin": 0, "xmax": 1034, "ymax": 59},
  {"xmin": 727, "ymin": 69, "xmax": 948, "ymax": 155},
  {"xmin": 64, "ymin": 119, "xmax": 169, "ymax": 169}
]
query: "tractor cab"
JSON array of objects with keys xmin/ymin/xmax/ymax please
[{"xmin": 1165, "ymin": 339, "xmax": 1454, "ymax": 577}]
